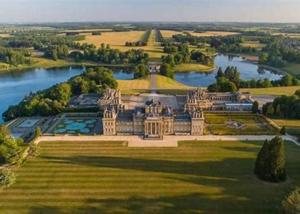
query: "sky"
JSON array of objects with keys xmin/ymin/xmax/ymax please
[{"xmin": 0, "ymin": 0, "xmax": 299, "ymax": 23}]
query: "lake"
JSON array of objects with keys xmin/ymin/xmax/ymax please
[
  {"xmin": 174, "ymin": 55, "xmax": 282, "ymax": 87},
  {"xmin": 0, "ymin": 55, "xmax": 282, "ymax": 123},
  {"xmin": 0, "ymin": 67, "xmax": 132, "ymax": 123}
]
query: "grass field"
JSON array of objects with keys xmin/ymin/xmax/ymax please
[
  {"xmin": 0, "ymin": 140, "xmax": 299, "ymax": 213},
  {"xmin": 117, "ymin": 75, "xmax": 193, "ymax": 95},
  {"xmin": 174, "ymin": 63, "xmax": 215, "ymax": 72},
  {"xmin": 187, "ymin": 31, "xmax": 239, "ymax": 37},
  {"xmin": 282, "ymin": 63, "xmax": 300, "ymax": 78},
  {"xmin": 240, "ymin": 41, "xmax": 266, "ymax": 50},
  {"xmin": 272, "ymin": 119, "xmax": 300, "ymax": 136},
  {"xmin": 156, "ymin": 75, "xmax": 193, "ymax": 90},
  {"xmin": 240, "ymin": 86, "xmax": 300, "ymax": 96},
  {"xmin": 117, "ymin": 77, "xmax": 151, "ymax": 94},
  {"xmin": 0, "ymin": 57, "xmax": 78, "ymax": 73},
  {"xmin": 205, "ymin": 112, "xmax": 278, "ymax": 135}
]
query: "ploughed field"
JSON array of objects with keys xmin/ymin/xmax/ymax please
[{"xmin": 0, "ymin": 140, "xmax": 299, "ymax": 213}]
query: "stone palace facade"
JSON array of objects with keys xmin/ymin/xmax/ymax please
[{"xmin": 98, "ymin": 88, "xmax": 252, "ymax": 139}]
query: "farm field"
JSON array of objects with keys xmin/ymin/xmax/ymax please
[
  {"xmin": 204, "ymin": 112, "xmax": 278, "ymax": 135},
  {"xmin": 0, "ymin": 33, "xmax": 11, "ymax": 38},
  {"xmin": 79, "ymin": 31, "xmax": 145, "ymax": 50},
  {"xmin": 0, "ymin": 140, "xmax": 299, "ymax": 213},
  {"xmin": 273, "ymin": 32, "xmax": 300, "ymax": 38},
  {"xmin": 240, "ymin": 41, "xmax": 266, "ymax": 49},
  {"xmin": 240, "ymin": 86, "xmax": 300, "ymax": 96},
  {"xmin": 160, "ymin": 30, "xmax": 184, "ymax": 39},
  {"xmin": 79, "ymin": 30, "xmax": 165, "ymax": 60},
  {"xmin": 187, "ymin": 31, "xmax": 240, "ymax": 37},
  {"xmin": 62, "ymin": 28, "xmax": 113, "ymax": 33}
]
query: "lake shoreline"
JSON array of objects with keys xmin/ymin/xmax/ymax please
[{"xmin": 0, "ymin": 59, "xmax": 134, "ymax": 74}]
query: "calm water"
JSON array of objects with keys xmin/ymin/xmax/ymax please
[
  {"xmin": 0, "ymin": 67, "xmax": 132, "ymax": 123},
  {"xmin": 175, "ymin": 55, "xmax": 282, "ymax": 87}
]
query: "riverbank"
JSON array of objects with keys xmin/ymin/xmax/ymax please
[
  {"xmin": 174, "ymin": 63, "xmax": 215, "ymax": 73},
  {"xmin": 0, "ymin": 57, "xmax": 134, "ymax": 74}
]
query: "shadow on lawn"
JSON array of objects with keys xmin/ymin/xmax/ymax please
[
  {"xmin": 33, "ymin": 153, "xmax": 287, "ymax": 214},
  {"xmin": 41, "ymin": 155, "xmax": 253, "ymax": 179},
  {"xmin": 29, "ymin": 193, "xmax": 250, "ymax": 214}
]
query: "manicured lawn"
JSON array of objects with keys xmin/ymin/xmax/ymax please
[
  {"xmin": 156, "ymin": 75, "xmax": 193, "ymax": 90},
  {"xmin": 117, "ymin": 77, "xmax": 151, "ymax": 94},
  {"xmin": 174, "ymin": 63, "xmax": 214, "ymax": 72},
  {"xmin": 282, "ymin": 63, "xmax": 300, "ymax": 78},
  {"xmin": 205, "ymin": 112, "xmax": 278, "ymax": 135},
  {"xmin": 240, "ymin": 86, "xmax": 300, "ymax": 96},
  {"xmin": 272, "ymin": 119, "xmax": 300, "ymax": 136},
  {"xmin": 0, "ymin": 140, "xmax": 299, "ymax": 213}
]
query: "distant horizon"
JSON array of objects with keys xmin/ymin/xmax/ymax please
[
  {"xmin": 0, "ymin": 0, "xmax": 300, "ymax": 23},
  {"xmin": 1, "ymin": 21, "xmax": 300, "ymax": 25}
]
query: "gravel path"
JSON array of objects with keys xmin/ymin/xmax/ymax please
[
  {"xmin": 36, "ymin": 135, "xmax": 299, "ymax": 148},
  {"xmin": 150, "ymin": 74, "xmax": 157, "ymax": 93}
]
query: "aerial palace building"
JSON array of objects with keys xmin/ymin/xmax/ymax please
[{"xmin": 99, "ymin": 88, "xmax": 253, "ymax": 139}]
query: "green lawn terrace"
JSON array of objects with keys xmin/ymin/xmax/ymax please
[
  {"xmin": 45, "ymin": 113, "xmax": 102, "ymax": 135},
  {"xmin": 204, "ymin": 112, "xmax": 279, "ymax": 135},
  {"xmin": 0, "ymin": 140, "xmax": 299, "ymax": 213}
]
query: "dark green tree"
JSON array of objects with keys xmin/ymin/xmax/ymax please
[
  {"xmin": 254, "ymin": 136, "xmax": 286, "ymax": 182},
  {"xmin": 160, "ymin": 63, "xmax": 174, "ymax": 79},
  {"xmin": 252, "ymin": 101, "xmax": 259, "ymax": 113},
  {"xmin": 280, "ymin": 126, "xmax": 287, "ymax": 135}
]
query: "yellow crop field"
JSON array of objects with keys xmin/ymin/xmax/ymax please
[
  {"xmin": 0, "ymin": 33, "xmax": 11, "ymax": 38},
  {"xmin": 187, "ymin": 31, "xmax": 239, "ymax": 37},
  {"xmin": 63, "ymin": 28, "xmax": 113, "ymax": 33},
  {"xmin": 80, "ymin": 30, "xmax": 165, "ymax": 60},
  {"xmin": 160, "ymin": 30, "xmax": 184, "ymax": 38},
  {"xmin": 240, "ymin": 41, "xmax": 266, "ymax": 49},
  {"xmin": 273, "ymin": 33, "xmax": 300, "ymax": 38},
  {"xmin": 79, "ymin": 31, "xmax": 145, "ymax": 49}
]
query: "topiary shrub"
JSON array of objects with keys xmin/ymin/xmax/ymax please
[
  {"xmin": 254, "ymin": 136, "xmax": 287, "ymax": 182},
  {"xmin": 0, "ymin": 168, "xmax": 16, "ymax": 188},
  {"xmin": 282, "ymin": 187, "xmax": 300, "ymax": 214}
]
